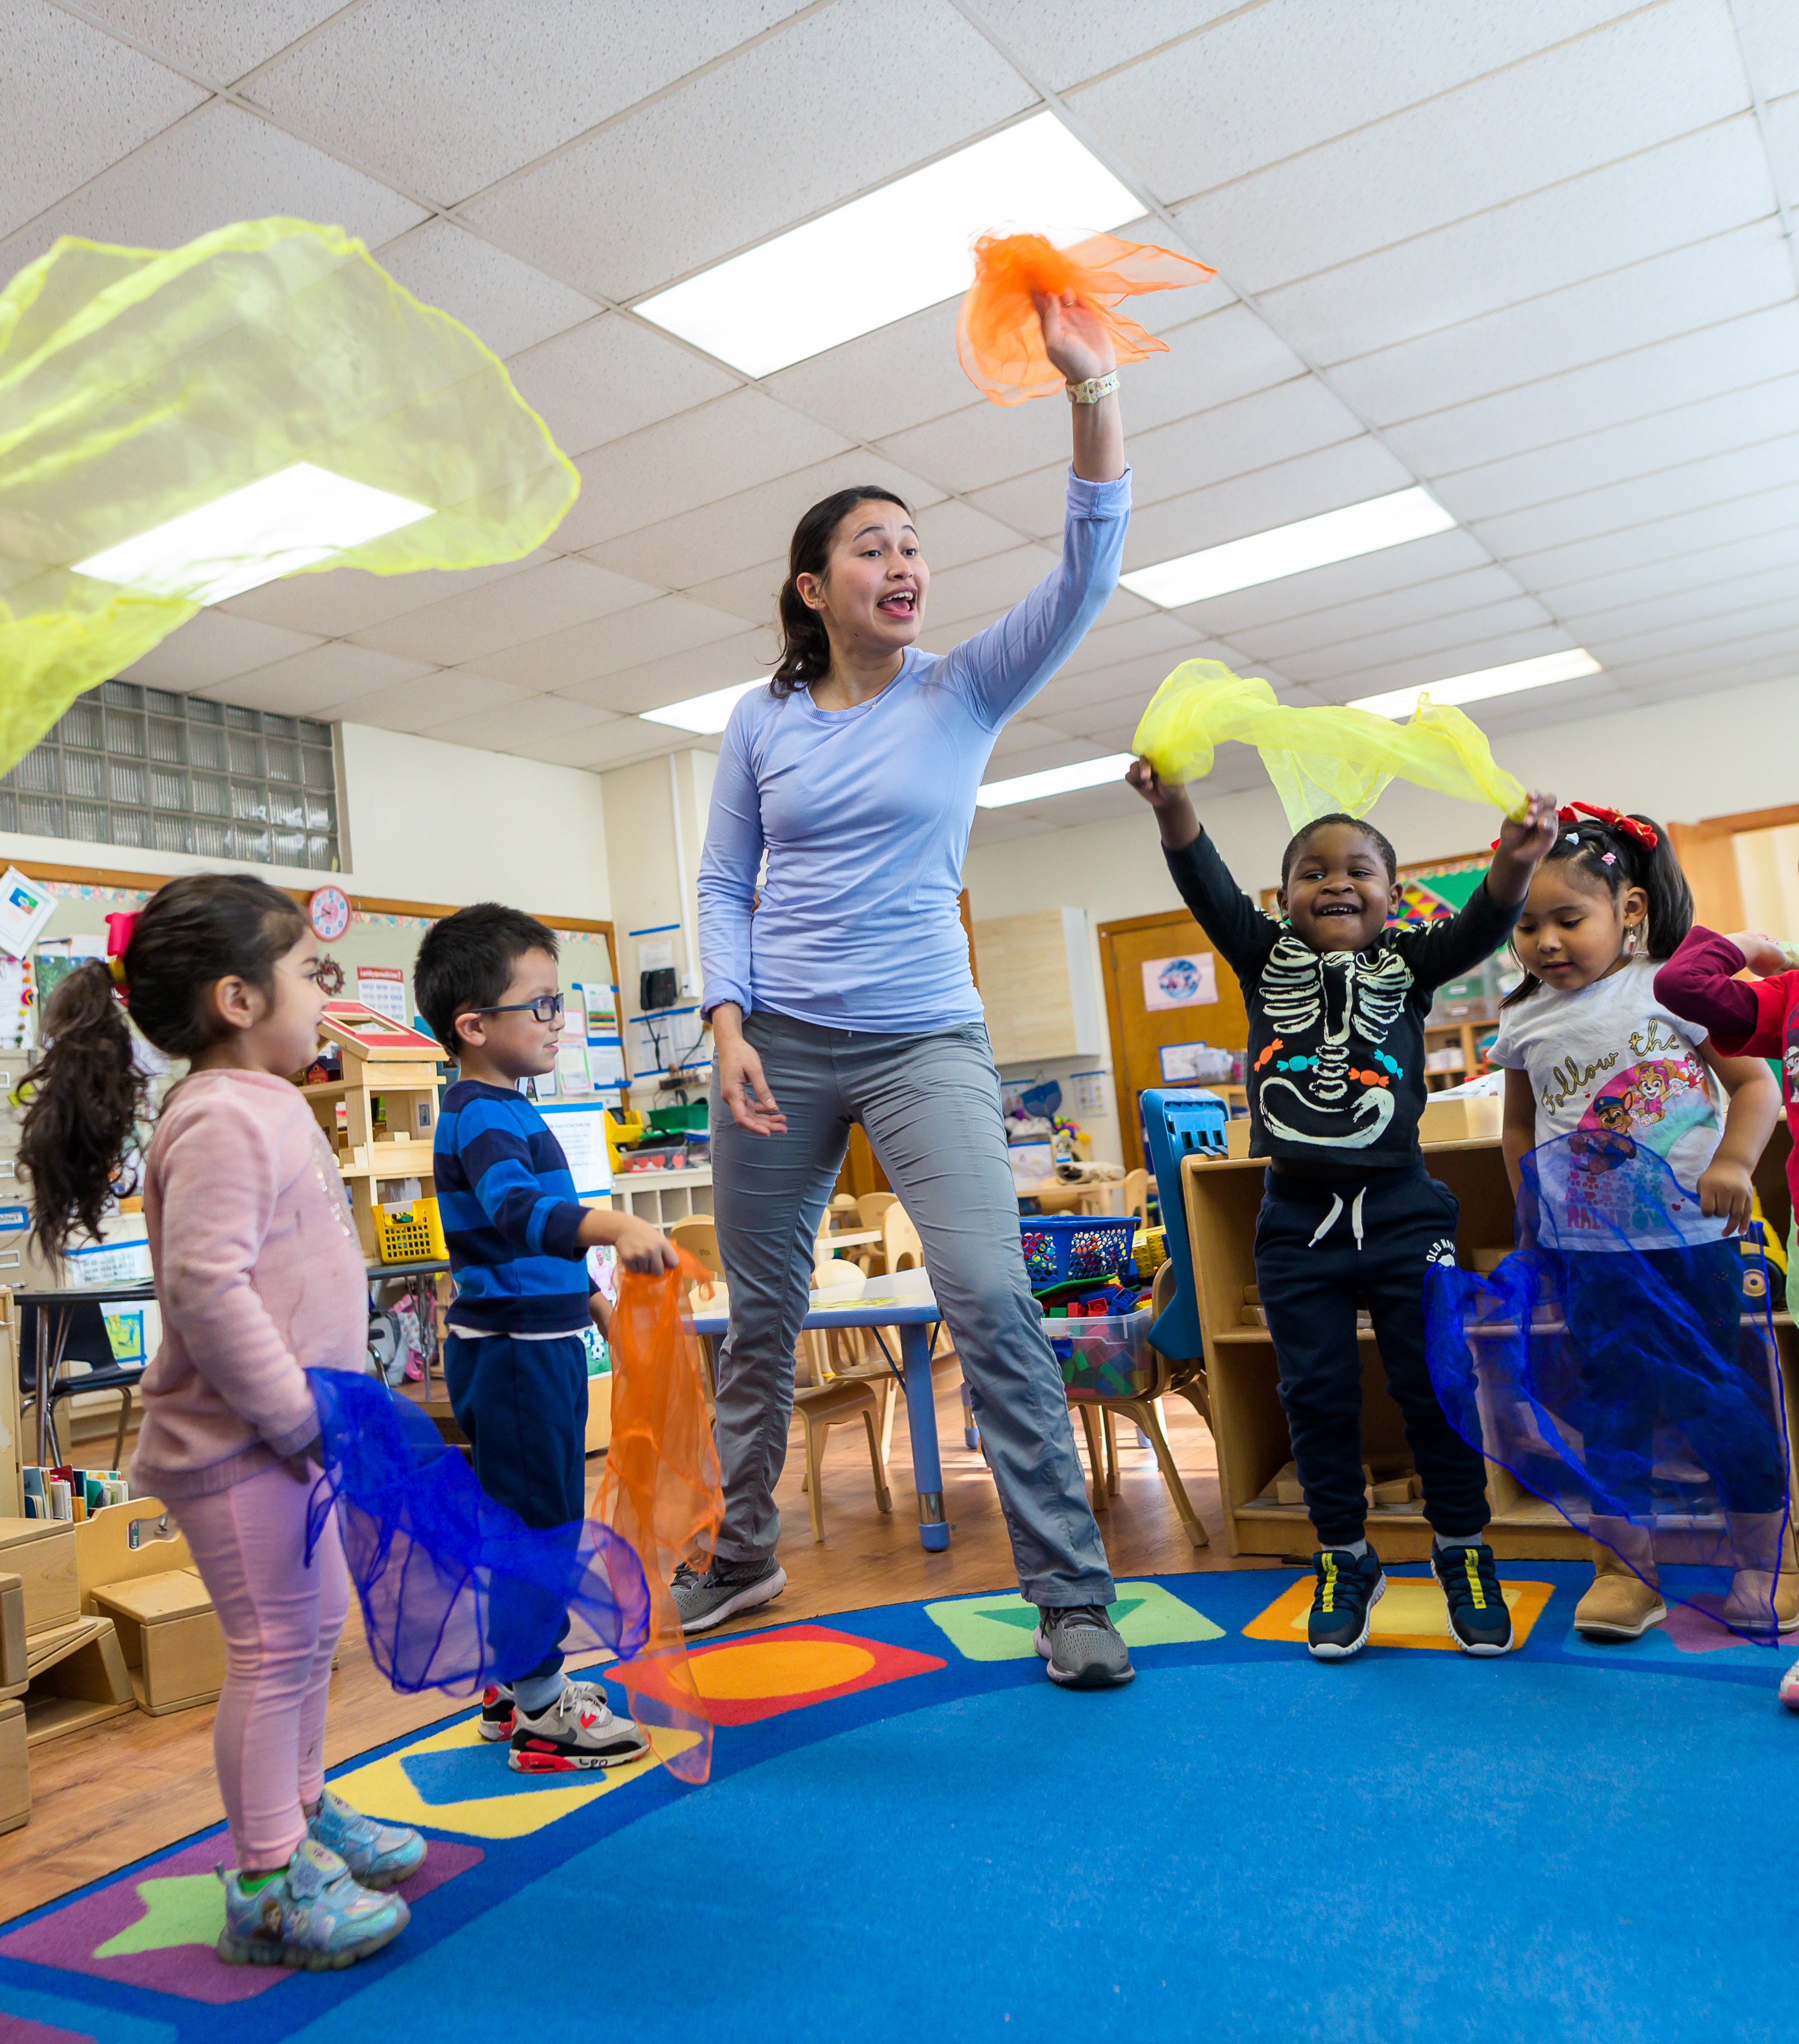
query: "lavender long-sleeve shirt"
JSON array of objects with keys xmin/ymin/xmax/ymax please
[{"xmin": 697, "ymin": 467, "xmax": 1130, "ymax": 1034}]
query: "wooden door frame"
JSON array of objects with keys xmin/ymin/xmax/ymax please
[{"xmin": 1097, "ymin": 906, "xmax": 1205, "ymax": 1176}]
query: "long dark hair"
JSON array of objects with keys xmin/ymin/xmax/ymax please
[
  {"xmin": 771, "ymin": 485, "xmax": 913, "ymax": 696},
  {"xmin": 1502, "ymin": 810, "xmax": 1691, "ymax": 1007},
  {"xmin": 19, "ymin": 874, "xmax": 308, "ymax": 1254}
]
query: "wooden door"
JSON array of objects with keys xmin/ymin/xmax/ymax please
[{"xmin": 1098, "ymin": 909, "xmax": 1250, "ymax": 1175}]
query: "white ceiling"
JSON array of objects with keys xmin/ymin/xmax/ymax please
[{"xmin": 9, "ymin": 0, "xmax": 1798, "ymax": 839}]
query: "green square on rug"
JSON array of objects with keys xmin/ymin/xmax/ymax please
[{"xmin": 922, "ymin": 1580, "xmax": 1225, "ymax": 1661}]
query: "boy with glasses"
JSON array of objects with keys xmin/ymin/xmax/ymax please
[{"xmin": 414, "ymin": 904, "xmax": 676, "ymax": 1771}]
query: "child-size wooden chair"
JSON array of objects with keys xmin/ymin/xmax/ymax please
[{"xmin": 792, "ymin": 1253, "xmax": 892, "ymax": 1541}]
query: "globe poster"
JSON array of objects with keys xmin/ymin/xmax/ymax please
[{"xmin": 1141, "ymin": 950, "xmax": 1218, "ymax": 1010}]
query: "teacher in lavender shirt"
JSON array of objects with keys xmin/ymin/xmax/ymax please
[{"xmin": 679, "ymin": 294, "xmax": 1133, "ymax": 1689}]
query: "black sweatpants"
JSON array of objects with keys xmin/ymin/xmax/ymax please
[
  {"xmin": 444, "ymin": 1329, "xmax": 588, "ymax": 1682},
  {"xmin": 1255, "ymin": 1162, "xmax": 1489, "ymax": 1548}
]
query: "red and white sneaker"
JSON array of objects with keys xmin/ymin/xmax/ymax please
[
  {"xmin": 478, "ymin": 1685, "xmax": 514, "ymax": 1742},
  {"xmin": 508, "ymin": 1679, "xmax": 649, "ymax": 1773}
]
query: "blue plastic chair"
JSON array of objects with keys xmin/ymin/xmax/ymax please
[{"xmin": 1140, "ymin": 1088, "xmax": 1230, "ymax": 1367}]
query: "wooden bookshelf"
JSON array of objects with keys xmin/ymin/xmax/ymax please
[{"xmin": 1179, "ymin": 1131, "xmax": 1799, "ymax": 1562}]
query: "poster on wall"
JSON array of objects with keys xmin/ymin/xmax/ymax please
[
  {"xmin": 1141, "ymin": 952, "xmax": 1217, "ymax": 1011},
  {"xmin": 355, "ymin": 965, "xmax": 409, "ymax": 1026},
  {"xmin": 537, "ymin": 1102, "xmax": 613, "ymax": 1197}
]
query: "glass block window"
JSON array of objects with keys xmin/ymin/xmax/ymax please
[{"xmin": 0, "ymin": 682, "xmax": 341, "ymax": 871}]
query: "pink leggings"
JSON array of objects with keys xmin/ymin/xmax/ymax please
[{"xmin": 172, "ymin": 1462, "xmax": 350, "ymax": 1869}]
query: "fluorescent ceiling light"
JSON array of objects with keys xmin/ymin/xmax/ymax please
[
  {"xmin": 1120, "ymin": 488, "xmax": 1457, "ymax": 609},
  {"xmin": 1347, "ymin": 649, "xmax": 1602, "ymax": 720},
  {"xmin": 976, "ymin": 752, "xmax": 1136, "ymax": 809},
  {"xmin": 73, "ymin": 462, "xmax": 432, "ymax": 606},
  {"xmin": 636, "ymin": 111, "xmax": 1142, "ymax": 378},
  {"xmin": 639, "ymin": 677, "xmax": 768, "ymax": 735}
]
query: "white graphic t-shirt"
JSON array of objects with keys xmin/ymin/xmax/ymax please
[{"xmin": 1489, "ymin": 958, "xmax": 1725, "ymax": 1247}]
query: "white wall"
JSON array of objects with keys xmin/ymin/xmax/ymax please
[{"xmin": 0, "ymin": 722, "xmax": 614, "ymax": 921}]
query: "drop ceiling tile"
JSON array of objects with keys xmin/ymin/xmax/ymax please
[
  {"xmin": 1329, "ymin": 221, "xmax": 1796, "ymax": 427},
  {"xmin": 1548, "ymin": 532, "xmax": 1799, "ymax": 623},
  {"xmin": 1228, "ymin": 565, "xmax": 1531, "ymax": 664},
  {"xmin": 761, "ymin": 299, "xmax": 975, "ymax": 444},
  {"xmin": 1737, "ymin": 1, "xmax": 1799, "ymax": 98},
  {"xmin": 1469, "ymin": 671, "xmax": 1624, "ymax": 736},
  {"xmin": 513, "ymin": 721, "xmax": 672, "ymax": 769},
  {"xmin": 1253, "ymin": 119, "xmax": 1775, "ymax": 369},
  {"xmin": 982, "ymin": 733, "xmax": 1108, "ymax": 783},
  {"xmin": 1431, "ymin": 375, "xmax": 1799, "ymax": 524},
  {"xmin": 1765, "ymin": 90, "xmax": 1799, "ymax": 196},
  {"xmin": 248, "ymin": 0, "xmax": 809, "ymax": 203},
  {"xmin": 458, "ymin": 0, "xmax": 1036, "ymax": 302},
  {"xmin": 1384, "ymin": 304, "xmax": 1799, "ymax": 477},
  {"xmin": 370, "ymin": 221, "xmax": 597, "ymax": 359},
  {"xmin": 962, "ymin": 462, "xmax": 1076, "ymax": 543},
  {"xmin": 220, "ymin": 552, "xmax": 555, "ymax": 638},
  {"xmin": 1174, "ymin": 529, "xmax": 1495, "ymax": 638},
  {"xmin": 1274, "ymin": 596, "xmax": 1559, "ymax": 687},
  {"xmin": 1308, "ymin": 625, "xmax": 1580, "ymax": 705},
  {"xmin": 333, "ymin": 672, "xmax": 531, "ymax": 732},
  {"xmin": 1073, "ymin": 0, "xmax": 1640, "ymax": 207},
  {"xmin": 120, "ymin": 610, "xmax": 323, "ymax": 690},
  {"xmin": 914, "ymin": 498, "xmax": 1037, "ymax": 568},
  {"xmin": 876, "ymin": 399, "xmax": 1074, "ymax": 498},
  {"xmin": 580, "ymin": 453, "xmax": 945, "ymax": 589},
  {"xmin": 231, "ymin": 641, "xmax": 441, "ymax": 715},
  {"xmin": 351, "ymin": 558, "xmax": 665, "ymax": 664},
  {"xmin": 68, "ymin": 1, "xmax": 349, "ymax": 85},
  {"xmin": 1470, "ymin": 435, "xmax": 1799, "ymax": 560},
  {"xmin": 552, "ymin": 634, "xmax": 776, "ymax": 717},
  {"xmin": 1600, "ymin": 626, "xmax": 1799, "ymax": 694},
  {"xmin": 1052, "ymin": 610, "xmax": 1207, "ymax": 683},
  {"xmin": 681, "ymin": 557, "xmax": 786, "ymax": 627},
  {"xmin": 460, "ymin": 595, "xmax": 750, "ymax": 690},
  {"xmin": 1581, "ymin": 594, "xmax": 1799, "ymax": 669},
  {"xmin": 985, "ymin": 717, "xmax": 1080, "ymax": 764},
  {"xmin": 1028, "ymin": 650, "xmax": 1205, "ymax": 727},
  {"xmin": 551, "ymin": 388, "xmax": 851, "ymax": 550},
  {"xmin": 919, "ymin": 547, "xmax": 1060, "ymax": 634},
  {"xmin": 504, "ymin": 315, "xmax": 740, "ymax": 457},
  {"xmin": 1507, "ymin": 483, "xmax": 1799, "ymax": 593},
  {"xmin": 0, "ymin": 100, "xmax": 426, "ymax": 274},
  {"xmin": 967, "ymin": 810, "xmax": 1055, "ymax": 848},
  {"xmin": 1127, "ymin": 378, "xmax": 1368, "ymax": 511},
  {"xmin": 1118, "ymin": 435, "xmax": 1416, "ymax": 575},
  {"xmin": 1169, "ymin": 0, "xmax": 1748, "ymax": 295},
  {"xmin": 970, "ymin": 0, "xmax": 1237, "ymax": 91},
  {"xmin": 1123, "ymin": 307, "xmax": 1309, "ymax": 432},
  {"xmin": 422, "ymin": 696, "xmax": 618, "ymax": 751},
  {"xmin": 0, "ymin": 2, "xmax": 207, "ymax": 239}
]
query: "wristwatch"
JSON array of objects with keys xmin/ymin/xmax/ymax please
[{"xmin": 1065, "ymin": 371, "xmax": 1120, "ymax": 404}]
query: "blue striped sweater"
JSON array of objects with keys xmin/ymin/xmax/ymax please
[{"xmin": 435, "ymin": 1081, "xmax": 593, "ymax": 1336}]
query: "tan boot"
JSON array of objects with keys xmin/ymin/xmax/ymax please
[
  {"xmin": 1574, "ymin": 1525, "xmax": 1665, "ymax": 1640},
  {"xmin": 1721, "ymin": 1515, "xmax": 1799, "ymax": 1633}
]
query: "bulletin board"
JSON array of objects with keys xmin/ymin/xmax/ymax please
[{"xmin": 1258, "ymin": 850, "xmax": 1493, "ymax": 924}]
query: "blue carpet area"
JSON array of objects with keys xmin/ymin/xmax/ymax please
[{"xmin": 5, "ymin": 1564, "xmax": 1797, "ymax": 2044}]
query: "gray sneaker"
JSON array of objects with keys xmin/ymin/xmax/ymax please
[
  {"xmin": 1034, "ymin": 1604, "xmax": 1135, "ymax": 1688},
  {"xmin": 670, "ymin": 1556, "xmax": 787, "ymax": 1635}
]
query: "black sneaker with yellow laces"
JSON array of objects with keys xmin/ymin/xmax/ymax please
[
  {"xmin": 1433, "ymin": 1541, "xmax": 1514, "ymax": 1656},
  {"xmin": 1308, "ymin": 1545, "xmax": 1387, "ymax": 1660}
]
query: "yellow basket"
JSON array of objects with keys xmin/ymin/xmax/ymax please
[{"xmin": 374, "ymin": 1195, "xmax": 448, "ymax": 1265}]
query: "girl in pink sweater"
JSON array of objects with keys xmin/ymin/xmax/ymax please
[{"xmin": 21, "ymin": 875, "xmax": 421, "ymax": 1971}]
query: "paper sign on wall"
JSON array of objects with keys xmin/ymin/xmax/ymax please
[
  {"xmin": 0, "ymin": 868, "xmax": 54, "ymax": 960},
  {"xmin": 537, "ymin": 1102, "xmax": 613, "ymax": 1197},
  {"xmin": 1141, "ymin": 952, "xmax": 1217, "ymax": 1011},
  {"xmin": 356, "ymin": 965, "xmax": 408, "ymax": 1026}
]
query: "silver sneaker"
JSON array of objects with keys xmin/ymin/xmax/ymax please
[
  {"xmin": 1034, "ymin": 1604, "xmax": 1135, "ymax": 1688},
  {"xmin": 670, "ymin": 1557, "xmax": 787, "ymax": 1635}
]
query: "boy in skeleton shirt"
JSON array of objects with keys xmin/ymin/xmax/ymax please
[{"xmin": 1129, "ymin": 760, "xmax": 1558, "ymax": 1659}]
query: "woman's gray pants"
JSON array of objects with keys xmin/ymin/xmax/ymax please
[{"xmin": 708, "ymin": 1010, "xmax": 1117, "ymax": 1609}]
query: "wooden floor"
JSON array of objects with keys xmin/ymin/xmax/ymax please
[{"xmin": 1, "ymin": 1375, "xmax": 1258, "ymax": 1924}]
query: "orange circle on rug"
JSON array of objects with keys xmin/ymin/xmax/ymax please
[{"xmin": 691, "ymin": 1639, "xmax": 876, "ymax": 1701}]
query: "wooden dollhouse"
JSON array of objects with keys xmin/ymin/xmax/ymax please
[{"xmin": 301, "ymin": 1003, "xmax": 449, "ymax": 1260}]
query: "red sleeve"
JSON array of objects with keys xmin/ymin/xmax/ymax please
[{"xmin": 1655, "ymin": 927, "xmax": 1791, "ymax": 1056}]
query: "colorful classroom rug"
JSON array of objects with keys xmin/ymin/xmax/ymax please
[{"xmin": 4, "ymin": 1562, "xmax": 1798, "ymax": 2044}]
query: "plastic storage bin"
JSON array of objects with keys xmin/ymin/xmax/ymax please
[
  {"xmin": 1050, "ymin": 1308, "xmax": 1153, "ymax": 1402},
  {"xmin": 374, "ymin": 1195, "xmax": 447, "ymax": 1264},
  {"xmin": 1018, "ymin": 1214, "xmax": 1138, "ymax": 1289}
]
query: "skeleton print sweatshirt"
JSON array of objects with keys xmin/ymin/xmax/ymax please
[{"xmin": 1165, "ymin": 832, "xmax": 1520, "ymax": 1176}]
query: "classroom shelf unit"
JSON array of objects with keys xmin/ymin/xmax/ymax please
[
  {"xmin": 610, "ymin": 1163, "xmax": 714, "ymax": 1227},
  {"xmin": 1179, "ymin": 1131, "xmax": 1799, "ymax": 1563},
  {"xmin": 301, "ymin": 1005, "xmax": 449, "ymax": 1260}
]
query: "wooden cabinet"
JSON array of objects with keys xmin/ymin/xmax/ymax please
[{"xmin": 974, "ymin": 908, "xmax": 1102, "ymax": 1065}]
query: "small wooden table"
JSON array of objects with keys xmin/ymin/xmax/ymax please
[
  {"xmin": 816, "ymin": 1228, "xmax": 882, "ymax": 1249},
  {"xmin": 689, "ymin": 1299, "xmax": 951, "ymax": 1551}
]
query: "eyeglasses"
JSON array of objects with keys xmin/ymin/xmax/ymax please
[{"xmin": 473, "ymin": 993, "xmax": 565, "ymax": 1024}]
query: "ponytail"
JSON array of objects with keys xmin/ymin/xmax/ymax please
[
  {"xmin": 19, "ymin": 960, "xmax": 147, "ymax": 1256},
  {"xmin": 1502, "ymin": 808, "xmax": 1691, "ymax": 1007},
  {"xmin": 771, "ymin": 484, "xmax": 912, "ymax": 697},
  {"xmin": 18, "ymin": 873, "xmax": 307, "ymax": 1254}
]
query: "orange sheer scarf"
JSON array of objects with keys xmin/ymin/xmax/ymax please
[
  {"xmin": 595, "ymin": 1253, "xmax": 724, "ymax": 1785},
  {"xmin": 957, "ymin": 231, "xmax": 1216, "ymax": 405}
]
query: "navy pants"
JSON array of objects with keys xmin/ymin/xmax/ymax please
[
  {"xmin": 444, "ymin": 1329, "xmax": 588, "ymax": 1682},
  {"xmin": 1255, "ymin": 1163, "xmax": 1489, "ymax": 1548}
]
